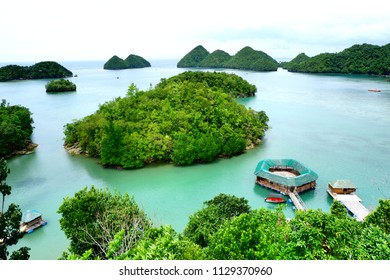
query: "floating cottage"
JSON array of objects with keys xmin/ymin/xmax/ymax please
[
  {"xmin": 254, "ymin": 159, "xmax": 318, "ymax": 194},
  {"xmin": 327, "ymin": 179, "xmax": 370, "ymax": 221},
  {"xmin": 20, "ymin": 210, "xmax": 47, "ymax": 234}
]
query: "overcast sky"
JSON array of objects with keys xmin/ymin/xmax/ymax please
[{"xmin": 1, "ymin": 0, "xmax": 389, "ymax": 62}]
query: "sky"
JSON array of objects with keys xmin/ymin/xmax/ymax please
[{"xmin": 1, "ymin": 0, "xmax": 389, "ymax": 62}]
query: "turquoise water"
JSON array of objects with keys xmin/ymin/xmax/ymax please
[{"xmin": 1, "ymin": 60, "xmax": 389, "ymax": 259}]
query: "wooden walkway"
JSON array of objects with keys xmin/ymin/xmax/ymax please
[
  {"xmin": 288, "ymin": 191, "xmax": 307, "ymax": 211},
  {"xmin": 327, "ymin": 190, "xmax": 370, "ymax": 221}
]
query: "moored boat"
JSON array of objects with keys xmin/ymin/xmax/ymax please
[{"xmin": 264, "ymin": 193, "xmax": 286, "ymax": 203}]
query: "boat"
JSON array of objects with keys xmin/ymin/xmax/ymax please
[
  {"xmin": 264, "ymin": 193, "xmax": 286, "ymax": 203},
  {"xmin": 368, "ymin": 89, "xmax": 381, "ymax": 92},
  {"xmin": 20, "ymin": 210, "xmax": 47, "ymax": 234}
]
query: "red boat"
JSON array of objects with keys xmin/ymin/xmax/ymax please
[{"xmin": 265, "ymin": 196, "xmax": 286, "ymax": 203}]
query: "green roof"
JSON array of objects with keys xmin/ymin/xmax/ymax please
[
  {"xmin": 22, "ymin": 209, "xmax": 42, "ymax": 223},
  {"xmin": 329, "ymin": 179, "xmax": 357, "ymax": 189},
  {"xmin": 254, "ymin": 159, "xmax": 318, "ymax": 187}
]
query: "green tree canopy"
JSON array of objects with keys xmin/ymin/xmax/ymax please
[
  {"xmin": 63, "ymin": 72, "xmax": 268, "ymax": 169},
  {"xmin": 57, "ymin": 186, "xmax": 151, "ymax": 259},
  {"xmin": 283, "ymin": 43, "xmax": 390, "ymax": 75},
  {"xmin": 0, "ymin": 100, "xmax": 34, "ymax": 158},
  {"xmin": 183, "ymin": 193, "xmax": 251, "ymax": 247},
  {"xmin": 0, "ymin": 158, "xmax": 30, "ymax": 260}
]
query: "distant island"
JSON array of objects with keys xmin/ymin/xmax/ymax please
[
  {"xmin": 177, "ymin": 45, "xmax": 279, "ymax": 71},
  {"xmin": 282, "ymin": 43, "xmax": 390, "ymax": 75},
  {"xmin": 104, "ymin": 54, "xmax": 151, "ymax": 70},
  {"xmin": 0, "ymin": 61, "xmax": 73, "ymax": 82},
  {"xmin": 45, "ymin": 79, "xmax": 76, "ymax": 93}
]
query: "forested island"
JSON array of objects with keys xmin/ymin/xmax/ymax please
[
  {"xmin": 0, "ymin": 100, "xmax": 35, "ymax": 158},
  {"xmin": 45, "ymin": 79, "xmax": 76, "ymax": 93},
  {"xmin": 282, "ymin": 43, "xmax": 390, "ymax": 75},
  {"xmin": 103, "ymin": 55, "xmax": 151, "ymax": 70},
  {"xmin": 63, "ymin": 71, "xmax": 268, "ymax": 168},
  {"xmin": 177, "ymin": 45, "xmax": 279, "ymax": 71},
  {"xmin": 0, "ymin": 61, "xmax": 73, "ymax": 82},
  {"xmin": 58, "ymin": 187, "xmax": 390, "ymax": 260}
]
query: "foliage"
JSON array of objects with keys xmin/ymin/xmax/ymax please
[
  {"xmin": 177, "ymin": 45, "xmax": 210, "ymax": 67},
  {"xmin": 0, "ymin": 158, "xmax": 30, "ymax": 260},
  {"xmin": 118, "ymin": 225, "xmax": 204, "ymax": 260},
  {"xmin": 103, "ymin": 55, "xmax": 127, "ymax": 69},
  {"xmin": 63, "ymin": 73, "xmax": 268, "ymax": 169},
  {"xmin": 283, "ymin": 43, "xmax": 390, "ymax": 75},
  {"xmin": 183, "ymin": 193, "xmax": 251, "ymax": 247},
  {"xmin": 225, "ymin": 46, "xmax": 279, "ymax": 71},
  {"xmin": 45, "ymin": 79, "xmax": 76, "ymax": 93},
  {"xmin": 363, "ymin": 199, "xmax": 390, "ymax": 234},
  {"xmin": 57, "ymin": 186, "xmax": 151, "ymax": 259},
  {"xmin": 58, "ymin": 192, "xmax": 390, "ymax": 260},
  {"xmin": 0, "ymin": 61, "xmax": 73, "ymax": 82},
  {"xmin": 0, "ymin": 100, "xmax": 34, "ymax": 158},
  {"xmin": 158, "ymin": 71, "xmax": 257, "ymax": 97},
  {"xmin": 104, "ymin": 54, "xmax": 151, "ymax": 70},
  {"xmin": 177, "ymin": 45, "xmax": 279, "ymax": 71},
  {"xmin": 124, "ymin": 54, "xmax": 151, "ymax": 68},
  {"xmin": 206, "ymin": 208, "xmax": 289, "ymax": 259},
  {"xmin": 199, "ymin": 50, "xmax": 231, "ymax": 68}
]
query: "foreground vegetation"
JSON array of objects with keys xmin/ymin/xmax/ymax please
[
  {"xmin": 64, "ymin": 72, "xmax": 268, "ymax": 169},
  {"xmin": 58, "ymin": 187, "xmax": 390, "ymax": 260},
  {"xmin": 45, "ymin": 79, "xmax": 76, "ymax": 93},
  {"xmin": 177, "ymin": 45, "xmax": 279, "ymax": 71},
  {"xmin": 282, "ymin": 43, "xmax": 390, "ymax": 75},
  {"xmin": 0, "ymin": 100, "xmax": 34, "ymax": 158},
  {"xmin": 0, "ymin": 159, "xmax": 30, "ymax": 260},
  {"xmin": 0, "ymin": 61, "xmax": 73, "ymax": 82}
]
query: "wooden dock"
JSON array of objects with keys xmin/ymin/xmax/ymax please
[
  {"xmin": 288, "ymin": 191, "xmax": 307, "ymax": 211},
  {"xmin": 327, "ymin": 190, "xmax": 370, "ymax": 221}
]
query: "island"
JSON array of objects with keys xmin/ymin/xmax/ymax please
[
  {"xmin": 282, "ymin": 43, "xmax": 390, "ymax": 75},
  {"xmin": 63, "ymin": 71, "xmax": 269, "ymax": 169},
  {"xmin": 0, "ymin": 61, "xmax": 73, "ymax": 82},
  {"xmin": 103, "ymin": 54, "xmax": 151, "ymax": 70},
  {"xmin": 45, "ymin": 79, "xmax": 77, "ymax": 93},
  {"xmin": 177, "ymin": 45, "xmax": 279, "ymax": 71},
  {"xmin": 0, "ymin": 100, "xmax": 36, "ymax": 158}
]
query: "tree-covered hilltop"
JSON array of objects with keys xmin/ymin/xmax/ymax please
[
  {"xmin": 177, "ymin": 45, "xmax": 279, "ymax": 71},
  {"xmin": 199, "ymin": 50, "xmax": 231, "ymax": 68},
  {"xmin": 176, "ymin": 45, "xmax": 210, "ymax": 68},
  {"xmin": 58, "ymin": 188, "xmax": 390, "ymax": 260},
  {"xmin": 63, "ymin": 72, "xmax": 268, "ymax": 169},
  {"xmin": 45, "ymin": 79, "xmax": 76, "ymax": 93},
  {"xmin": 0, "ymin": 61, "xmax": 73, "ymax": 82},
  {"xmin": 0, "ymin": 100, "xmax": 35, "ymax": 158},
  {"xmin": 283, "ymin": 43, "xmax": 390, "ymax": 75},
  {"xmin": 157, "ymin": 71, "xmax": 257, "ymax": 98},
  {"xmin": 103, "ymin": 54, "xmax": 151, "ymax": 70}
]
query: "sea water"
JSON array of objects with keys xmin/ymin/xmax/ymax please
[{"xmin": 1, "ymin": 60, "xmax": 389, "ymax": 259}]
